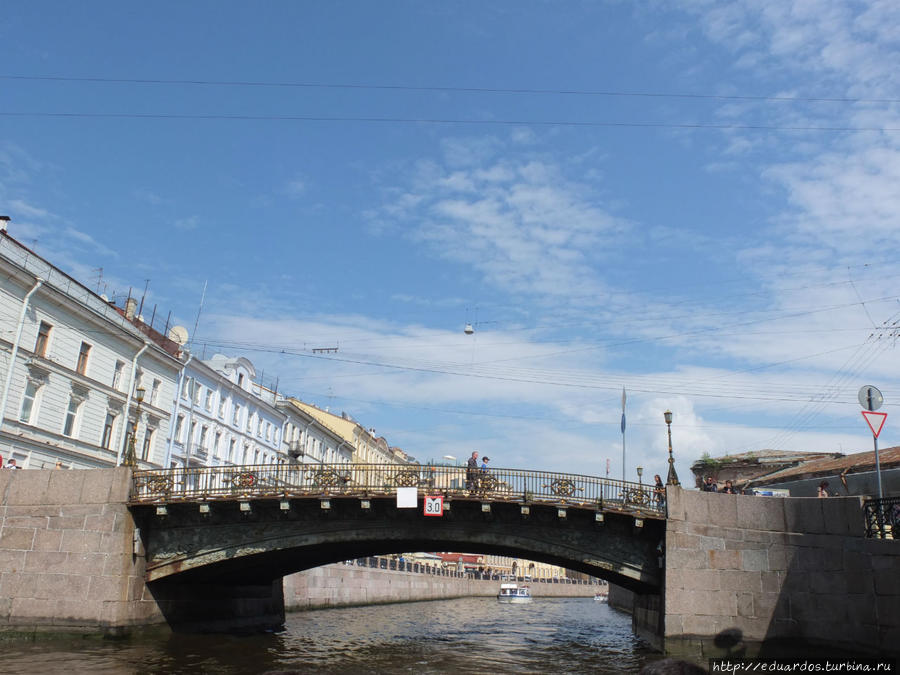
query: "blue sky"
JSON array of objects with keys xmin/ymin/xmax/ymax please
[{"xmin": 3, "ymin": 1, "xmax": 900, "ymax": 483}]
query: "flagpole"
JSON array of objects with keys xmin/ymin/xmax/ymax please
[{"xmin": 621, "ymin": 387, "xmax": 626, "ymax": 484}]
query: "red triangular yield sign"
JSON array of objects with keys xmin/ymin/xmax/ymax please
[{"xmin": 861, "ymin": 411, "xmax": 887, "ymax": 438}]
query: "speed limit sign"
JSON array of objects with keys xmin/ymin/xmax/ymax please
[{"xmin": 423, "ymin": 495, "xmax": 444, "ymax": 517}]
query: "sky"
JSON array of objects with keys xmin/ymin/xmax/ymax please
[{"xmin": 2, "ymin": 1, "xmax": 900, "ymax": 485}]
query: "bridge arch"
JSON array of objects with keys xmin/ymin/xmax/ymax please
[{"xmin": 135, "ymin": 496, "xmax": 663, "ymax": 590}]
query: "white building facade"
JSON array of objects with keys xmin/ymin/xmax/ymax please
[
  {"xmin": 165, "ymin": 354, "xmax": 288, "ymax": 468},
  {"xmin": 0, "ymin": 225, "xmax": 181, "ymax": 469}
]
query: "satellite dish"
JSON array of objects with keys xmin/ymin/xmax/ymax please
[{"xmin": 168, "ymin": 325, "xmax": 189, "ymax": 345}]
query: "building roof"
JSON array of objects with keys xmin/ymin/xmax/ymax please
[
  {"xmin": 752, "ymin": 445, "xmax": 900, "ymax": 485},
  {"xmin": 690, "ymin": 449, "xmax": 838, "ymax": 469},
  {"xmin": 434, "ymin": 553, "xmax": 483, "ymax": 565}
]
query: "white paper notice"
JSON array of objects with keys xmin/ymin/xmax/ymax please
[{"xmin": 396, "ymin": 487, "xmax": 418, "ymax": 508}]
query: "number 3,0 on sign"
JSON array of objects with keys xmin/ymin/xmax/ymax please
[{"xmin": 423, "ymin": 495, "xmax": 444, "ymax": 517}]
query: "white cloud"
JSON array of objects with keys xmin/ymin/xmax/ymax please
[
  {"xmin": 174, "ymin": 216, "xmax": 200, "ymax": 231},
  {"xmin": 376, "ymin": 141, "xmax": 630, "ymax": 298}
]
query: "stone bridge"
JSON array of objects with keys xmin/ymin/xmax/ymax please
[
  {"xmin": 0, "ymin": 467, "xmax": 895, "ymax": 655},
  {"xmin": 128, "ymin": 463, "xmax": 665, "ymax": 630}
]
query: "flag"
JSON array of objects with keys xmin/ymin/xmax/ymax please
[
  {"xmin": 621, "ymin": 411, "xmax": 626, "ymax": 434},
  {"xmin": 620, "ymin": 387, "xmax": 626, "ymax": 434}
]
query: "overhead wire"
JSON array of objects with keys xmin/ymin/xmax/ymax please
[
  {"xmin": 4, "ymin": 73, "xmax": 900, "ymax": 104},
  {"xmin": 1, "ymin": 110, "xmax": 897, "ymax": 133}
]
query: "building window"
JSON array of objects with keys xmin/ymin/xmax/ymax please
[
  {"xmin": 218, "ymin": 397, "xmax": 226, "ymax": 418},
  {"xmin": 181, "ymin": 377, "xmax": 191, "ymax": 400},
  {"xmin": 76, "ymin": 342, "xmax": 91, "ymax": 375},
  {"xmin": 214, "ymin": 432, "xmax": 222, "ymax": 459},
  {"xmin": 19, "ymin": 380, "xmax": 41, "ymax": 424},
  {"xmin": 200, "ymin": 425, "xmax": 209, "ymax": 450},
  {"xmin": 123, "ymin": 420, "xmax": 135, "ymax": 453},
  {"xmin": 257, "ymin": 418, "xmax": 263, "ymax": 437},
  {"xmin": 189, "ymin": 420, "xmax": 197, "ymax": 447},
  {"xmin": 34, "ymin": 321, "xmax": 52, "ymax": 357},
  {"xmin": 63, "ymin": 396, "xmax": 82, "ymax": 437},
  {"xmin": 247, "ymin": 412, "xmax": 254, "ymax": 433},
  {"xmin": 174, "ymin": 414, "xmax": 185, "ymax": 443},
  {"xmin": 233, "ymin": 404, "xmax": 241, "ymax": 426},
  {"xmin": 101, "ymin": 412, "xmax": 116, "ymax": 449},
  {"xmin": 229, "ymin": 438, "xmax": 236, "ymax": 463},
  {"xmin": 237, "ymin": 373, "xmax": 244, "ymax": 386},
  {"xmin": 112, "ymin": 361, "xmax": 125, "ymax": 389},
  {"xmin": 192, "ymin": 383, "xmax": 202, "ymax": 406},
  {"xmin": 142, "ymin": 429, "xmax": 153, "ymax": 461},
  {"xmin": 150, "ymin": 379, "xmax": 161, "ymax": 406},
  {"xmin": 205, "ymin": 389, "xmax": 214, "ymax": 411}
]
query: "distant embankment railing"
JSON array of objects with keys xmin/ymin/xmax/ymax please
[
  {"xmin": 129, "ymin": 463, "xmax": 665, "ymax": 517},
  {"xmin": 864, "ymin": 496, "xmax": 899, "ymax": 539},
  {"xmin": 344, "ymin": 557, "xmax": 602, "ymax": 585}
]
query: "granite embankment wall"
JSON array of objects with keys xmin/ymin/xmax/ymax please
[
  {"xmin": 284, "ymin": 564, "xmax": 597, "ymax": 610},
  {"xmin": 0, "ymin": 467, "xmax": 163, "ymax": 633},
  {"xmin": 663, "ymin": 488, "xmax": 900, "ymax": 656}
]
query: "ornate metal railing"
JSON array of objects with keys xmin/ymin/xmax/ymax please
[
  {"xmin": 129, "ymin": 463, "xmax": 665, "ymax": 516},
  {"xmin": 863, "ymin": 496, "xmax": 900, "ymax": 539}
]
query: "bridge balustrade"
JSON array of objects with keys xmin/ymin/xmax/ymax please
[
  {"xmin": 129, "ymin": 462, "xmax": 664, "ymax": 516},
  {"xmin": 864, "ymin": 496, "xmax": 899, "ymax": 539}
]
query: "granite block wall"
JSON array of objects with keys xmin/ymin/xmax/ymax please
[
  {"xmin": 663, "ymin": 487, "xmax": 900, "ymax": 656},
  {"xmin": 0, "ymin": 467, "xmax": 163, "ymax": 633}
]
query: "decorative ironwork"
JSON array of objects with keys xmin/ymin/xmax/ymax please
[
  {"xmin": 307, "ymin": 468, "xmax": 351, "ymax": 489},
  {"xmin": 624, "ymin": 487, "xmax": 651, "ymax": 508},
  {"xmin": 864, "ymin": 496, "xmax": 899, "ymax": 539},
  {"xmin": 544, "ymin": 478, "xmax": 584, "ymax": 498},
  {"xmin": 477, "ymin": 473, "xmax": 501, "ymax": 494},
  {"xmin": 389, "ymin": 469, "xmax": 421, "ymax": 487},
  {"xmin": 134, "ymin": 475, "xmax": 173, "ymax": 496},
  {"xmin": 231, "ymin": 472, "xmax": 257, "ymax": 489},
  {"xmin": 128, "ymin": 462, "xmax": 666, "ymax": 518}
]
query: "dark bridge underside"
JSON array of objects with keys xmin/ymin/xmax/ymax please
[{"xmin": 134, "ymin": 496, "xmax": 664, "ymax": 593}]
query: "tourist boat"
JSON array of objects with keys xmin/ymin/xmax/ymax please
[
  {"xmin": 497, "ymin": 583, "xmax": 533, "ymax": 604},
  {"xmin": 594, "ymin": 592, "xmax": 608, "ymax": 603}
]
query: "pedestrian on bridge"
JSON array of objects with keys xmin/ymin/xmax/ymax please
[
  {"xmin": 466, "ymin": 451, "xmax": 479, "ymax": 492},
  {"xmin": 654, "ymin": 474, "xmax": 665, "ymax": 508}
]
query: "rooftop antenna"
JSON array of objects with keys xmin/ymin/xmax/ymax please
[
  {"xmin": 92, "ymin": 268, "xmax": 104, "ymax": 294},
  {"xmin": 137, "ymin": 279, "xmax": 150, "ymax": 318},
  {"xmin": 189, "ymin": 280, "xmax": 208, "ymax": 353}
]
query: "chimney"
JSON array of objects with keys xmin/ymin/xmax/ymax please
[
  {"xmin": 0, "ymin": 216, "xmax": 9, "ymax": 232},
  {"xmin": 125, "ymin": 297, "xmax": 138, "ymax": 320}
]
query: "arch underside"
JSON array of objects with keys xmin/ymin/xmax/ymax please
[{"xmin": 138, "ymin": 499, "xmax": 664, "ymax": 594}]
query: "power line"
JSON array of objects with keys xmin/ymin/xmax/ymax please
[
  {"xmin": 4, "ymin": 74, "xmax": 899, "ymax": 104},
  {"xmin": 1, "ymin": 111, "xmax": 897, "ymax": 133}
]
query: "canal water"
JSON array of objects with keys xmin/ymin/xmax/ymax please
[{"xmin": 0, "ymin": 597, "xmax": 663, "ymax": 674}]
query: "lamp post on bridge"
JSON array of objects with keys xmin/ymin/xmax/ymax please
[{"xmin": 664, "ymin": 409, "xmax": 680, "ymax": 486}]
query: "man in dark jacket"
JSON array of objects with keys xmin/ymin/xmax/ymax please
[{"xmin": 466, "ymin": 451, "xmax": 479, "ymax": 492}]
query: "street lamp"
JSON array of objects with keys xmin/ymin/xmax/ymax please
[
  {"xmin": 123, "ymin": 387, "xmax": 146, "ymax": 467},
  {"xmin": 664, "ymin": 409, "xmax": 680, "ymax": 486},
  {"xmin": 636, "ymin": 465, "xmax": 643, "ymax": 486}
]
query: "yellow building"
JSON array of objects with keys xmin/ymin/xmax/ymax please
[{"xmin": 287, "ymin": 399, "xmax": 407, "ymax": 465}]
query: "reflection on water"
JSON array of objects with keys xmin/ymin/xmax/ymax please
[{"xmin": 0, "ymin": 597, "xmax": 660, "ymax": 674}]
